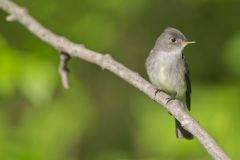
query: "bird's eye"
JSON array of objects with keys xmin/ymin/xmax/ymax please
[{"xmin": 171, "ymin": 38, "xmax": 176, "ymax": 42}]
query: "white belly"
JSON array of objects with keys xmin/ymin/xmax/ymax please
[
  {"xmin": 158, "ymin": 65, "xmax": 186, "ymax": 97},
  {"xmin": 146, "ymin": 50, "xmax": 186, "ymax": 98}
]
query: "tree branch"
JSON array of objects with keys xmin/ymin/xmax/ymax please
[
  {"xmin": 59, "ymin": 52, "xmax": 71, "ymax": 89},
  {"xmin": 0, "ymin": 0, "xmax": 230, "ymax": 159}
]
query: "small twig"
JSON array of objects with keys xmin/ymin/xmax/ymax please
[
  {"xmin": 6, "ymin": 14, "xmax": 15, "ymax": 21},
  {"xmin": 0, "ymin": 0, "xmax": 230, "ymax": 159},
  {"xmin": 59, "ymin": 52, "xmax": 71, "ymax": 89}
]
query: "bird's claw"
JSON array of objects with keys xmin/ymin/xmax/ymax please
[
  {"xmin": 166, "ymin": 97, "xmax": 175, "ymax": 104},
  {"xmin": 154, "ymin": 89, "xmax": 163, "ymax": 96},
  {"xmin": 153, "ymin": 89, "xmax": 164, "ymax": 102}
]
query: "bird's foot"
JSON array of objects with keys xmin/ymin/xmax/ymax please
[
  {"xmin": 155, "ymin": 89, "xmax": 164, "ymax": 97},
  {"xmin": 153, "ymin": 89, "xmax": 164, "ymax": 102},
  {"xmin": 166, "ymin": 97, "xmax": 175, "ymax": 104}
]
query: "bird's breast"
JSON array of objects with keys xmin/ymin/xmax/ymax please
[{"xmin": 156, "ymin": 52, "xmax": 186, "ymax": 97}]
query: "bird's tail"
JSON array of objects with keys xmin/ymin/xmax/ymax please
[{"xmin": 175, "ymin": 119, "xmax": 193, "ymax": 140}]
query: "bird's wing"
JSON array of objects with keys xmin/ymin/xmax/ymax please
[{"xmin": 183, "ymin": 56, "xmax": 191, "ymax": 111}]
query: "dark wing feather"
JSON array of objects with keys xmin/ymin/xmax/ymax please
[{"xmin": 183, "ymin": 56, "xmax": 191, "ymax": 111}]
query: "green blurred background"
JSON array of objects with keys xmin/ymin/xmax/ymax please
[{"xmin": 0, "ymin": 0, "xmax": 240, "ymax": 159}]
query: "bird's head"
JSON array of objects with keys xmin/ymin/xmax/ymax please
[{"xmin": 154, "ymin": 27, "xmax": 195, "ymax": 52}]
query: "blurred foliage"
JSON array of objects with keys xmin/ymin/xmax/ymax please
[{"xmin": 0, "ymin": 0, "xmax": 240, "ymax": 159}]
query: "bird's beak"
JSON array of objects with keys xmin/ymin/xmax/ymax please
[{"xmin": 182, "ymin": 40, "xmax": 196, "ymax": 45}]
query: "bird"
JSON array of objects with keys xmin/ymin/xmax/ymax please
[{"xmin": 145, "ymin": 27, "xmax": 195, "ymax": 139}]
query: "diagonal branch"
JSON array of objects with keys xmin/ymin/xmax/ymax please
[{"xmin": 0, "ymin": 0, "xmax": 230, "ymax": 159}]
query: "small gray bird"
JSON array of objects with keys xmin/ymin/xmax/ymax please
[{"xmin": 145, "ymin": 27, "xmax": 195, "ymax": 139}]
